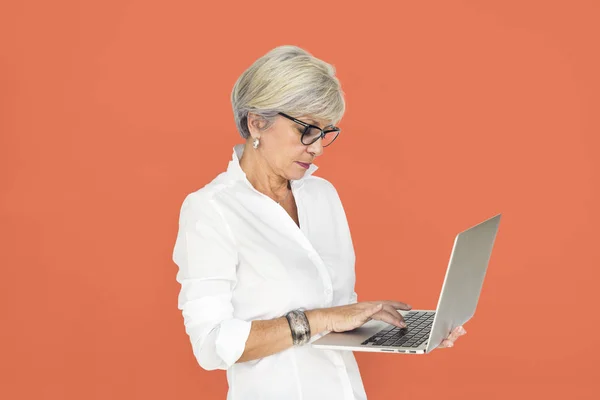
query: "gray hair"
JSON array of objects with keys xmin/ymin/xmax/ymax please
[{"xmin": 231, "ymin": 45, "xmax": 346, "ymax": 139}]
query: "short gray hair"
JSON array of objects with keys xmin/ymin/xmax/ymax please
[{"xmin": 231, "ymin": 45, "xmax": 346, "ymax": 139}]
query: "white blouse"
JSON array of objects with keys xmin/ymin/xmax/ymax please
[{"xmin": 172, "ymin": 143, "xmax": 367, "ymax": 399}]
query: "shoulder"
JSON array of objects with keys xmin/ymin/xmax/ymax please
[
  {"xmin": 302, "ymin": 175, "xmax": 341, "ymax": 200},
  {"xmin": 177, "ymin": 173, "xmax": 231, "ymax": 222},
  {"xmin": 301, "ymin": 176, "xmax": 346, "ymax": 213}
]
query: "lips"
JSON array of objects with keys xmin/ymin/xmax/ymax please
[{"xmin": 296, "ymin": 162, "xmax": 311, "ymax": 169}]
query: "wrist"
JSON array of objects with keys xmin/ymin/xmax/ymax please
[{"xmin": 305, "ymin": 308, "xmax": 330, "ymax": 335}]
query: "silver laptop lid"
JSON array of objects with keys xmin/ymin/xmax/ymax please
[{"xmin": 426, "ymin": 214, "xmax": 502, "ymax": 353}]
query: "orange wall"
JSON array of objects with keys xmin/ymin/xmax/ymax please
[{"xmin": 1, "ymin": 1, "xmax": 599, "ymax": 399}]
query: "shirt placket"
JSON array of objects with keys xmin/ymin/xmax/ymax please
[
  {"xmin": 290, "ymin": 182, "xmax": 356, "ymax": 400},
  {"xmin": 291, "ymin": 181, "xmax": 334, "ymax": 309},
  {"xmin": 240, "ymin": 176, "xmax": 335, "ymax": 308}
]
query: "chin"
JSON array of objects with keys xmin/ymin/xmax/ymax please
[{"xmin": 291, "ymin": 171, "xmax": 306, "ymax": 179}]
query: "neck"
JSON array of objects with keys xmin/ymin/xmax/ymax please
[{"xmin": 239, "ymin": 142, "xmax": 290, "ymax": 199}]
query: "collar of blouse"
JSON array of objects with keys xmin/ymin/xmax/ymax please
[{"xmin": 227, "ymin": 143, "xmax": 319, "ymax": 189}]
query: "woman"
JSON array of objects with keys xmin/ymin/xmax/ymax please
[{"xmin": 172, "ymin": 45, "xmax": 466, "ymax": 400}]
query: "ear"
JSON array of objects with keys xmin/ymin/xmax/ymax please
[{"xmin": 247, "ymin": 112, "xmax": 267, "ymax": 138}]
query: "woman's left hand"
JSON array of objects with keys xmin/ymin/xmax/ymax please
[{"xmin": 438, "ymin": 325, "xmax": 467, "ymax": 348}]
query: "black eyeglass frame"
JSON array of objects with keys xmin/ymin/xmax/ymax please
[{"xmin": 278, "ymin": 112, "xmax": 341, "ymax": 147}]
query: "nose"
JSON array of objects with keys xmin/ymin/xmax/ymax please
[{"xmin": 307, "ymin": 137, "xmax": 324, "ymax": 157}]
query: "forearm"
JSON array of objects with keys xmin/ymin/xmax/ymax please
[{"xmin": 236, "ymin": 308, "xmax": 328, "ymax": 364}]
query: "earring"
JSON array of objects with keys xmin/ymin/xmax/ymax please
[{"xmin": 253, "ymin": 138, "xmax": 260, "ymax": 149}]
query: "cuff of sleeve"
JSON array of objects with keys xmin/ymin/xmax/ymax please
[{"xmin": 215, "ymin": 318, "xmax": 252, "ymax": 367}]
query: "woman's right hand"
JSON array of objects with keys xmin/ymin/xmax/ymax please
[{"xmin": 322, "ymin": 301, "xmax": 412, "ymax": 333}]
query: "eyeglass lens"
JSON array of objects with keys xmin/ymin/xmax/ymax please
[{"xmin": 302, "ymin": 126, "xmax": 339, "ymax": 146}]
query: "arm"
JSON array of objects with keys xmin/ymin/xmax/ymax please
[
  {"xmin": 173, "ymin": 192, "xmax": 330, "ymax": 370},
  {"xmin": 174, "ymin": 193, "xmax": 252, "ymax": 371},
  {"xmin": 236, "ymin": 309, "xmax": 327, "ymax": 363}
]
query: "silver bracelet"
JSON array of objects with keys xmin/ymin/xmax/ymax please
[{"xmin": 285, "ymin": 310, "xmax": 311, "ymax": 346}]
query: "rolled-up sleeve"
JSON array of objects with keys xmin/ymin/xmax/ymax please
[{"xmin": 172, "ymin": 192, "xmax": 252, "ymax": 371}]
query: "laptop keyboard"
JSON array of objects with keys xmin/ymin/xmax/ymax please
[{"xmin": 361, "ymin": 311, "xmax": 435, "ymax": 348}]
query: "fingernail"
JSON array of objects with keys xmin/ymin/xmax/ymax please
[
  {"xmin": 448, "ymin": 342, "xmax": 454, "ymax": 347},
  {"xmin": 399, "ymin": 322, "xmax": 407, "ymax": 328}
]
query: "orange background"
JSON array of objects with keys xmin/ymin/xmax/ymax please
[{"xmin": 1, "ymin": 1, "xmax": 599, "ymax": 399}]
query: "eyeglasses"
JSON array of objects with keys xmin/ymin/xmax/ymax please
[{"xmin": 278, "ymin": 112, "xmax": 341, "ymax": 147}]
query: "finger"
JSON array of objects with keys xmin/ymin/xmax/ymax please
[
  {"xmin": 365, "ymin": 303, "xmax": 383, "ymax": 318},
  {"xmin": 372, "ymin": 309, "xmax": 407, "ymax": 328},
  {"xmin": 379, "ymin": 300, "xmax": 412, "ymax": 310},
  {"xmin": 439, "ymin": 339, "xmax": 454, "ymax": 348},
  {"xmin": 382, "ymin": 304, "xmax": 407, "ymax": 327},
  {"xmin": 449, "ymin": 326, "xmax": 467, "ymax": 340},
  {"xmin": 444, "ymin": 327, "xmax": 466, "ymax": 345},
  {"xmin": 446, "ymin": 329, "xmax": 462, "ymax": 343}
]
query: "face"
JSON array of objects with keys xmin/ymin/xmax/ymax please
[{"xmin": 248, "ymin": 113, "xmax": 330, "ymax": 181}]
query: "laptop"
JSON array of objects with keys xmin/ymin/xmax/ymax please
[{"xmin": 312, "ymin": 213, "xmax": 501, "ymax": 354}]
